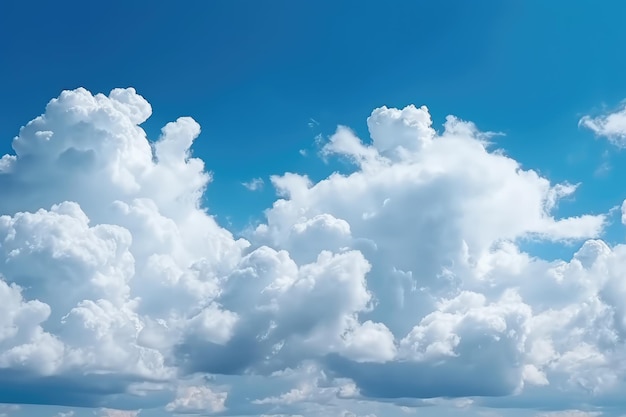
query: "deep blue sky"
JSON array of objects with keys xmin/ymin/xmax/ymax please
[{"xmin": 3, "ymin": 1, "xmax": 626, "ymax": 236}]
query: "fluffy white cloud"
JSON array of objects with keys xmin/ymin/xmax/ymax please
[
  {"xmin": 1, "ymin": 87, "xmax": 626, "ymax": 416},
  {"xmin": 165, "ymin": 385, "xmax": 227, "ymax": 414},
  {"xmin": 0, "ymin": 88, "xmax": 245, "ymax": 407},
  {"xmin": 581, "ymin": 104, "xmax": 626, "ymax": 146}
]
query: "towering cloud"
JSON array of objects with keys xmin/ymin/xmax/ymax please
[{"xmin": 0, "ymin": 88, "xmax": 622, "ymax": 415}]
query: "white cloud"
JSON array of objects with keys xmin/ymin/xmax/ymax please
[
  {"xmin": 581, "ymin": 103, "xmax": 626, "ymax": 146},
  {"xmin": 100, "ymin": 409, "xmax": 140, "ymax": 417},
  {"xmin": 1, "ymin": 87, "xmax": 626, "ymax": 415},
  {"xmin": 243, "ymin": 177, "xmax": 265, "ymax": 191},
  {"xmin": 165, "ymin": 385, "xmax": 227, "ymax": 414},
  {"xmin": 536, "ymin": 411, "xmax": 601, "ymax": 417},
  {"xmin": 0, "ymin": 88, "xmax": 245, "ymax": 408}
]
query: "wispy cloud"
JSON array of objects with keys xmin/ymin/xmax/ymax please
[{"xmin": 242, "ymin": 177, "xmax": 265, "ymax": 191}]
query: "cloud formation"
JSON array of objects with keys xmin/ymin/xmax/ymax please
[
  {"xmin": 242, "ymin": 177, "xmax": 265, "ymax": 191},
  {"xmin": 581, "ymin": 103, "xmax": 626, "ymax": 146},
  {"xmin": 0, "ymin": 88, "xmax": 624, "ymax": 415}
]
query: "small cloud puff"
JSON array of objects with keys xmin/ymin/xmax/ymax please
[
  {"xmin": 581, "ymin": 103, "xmax": 626, "ymax": 146},
  {"xmin": 242, "ymin": 177, "xmax": 265, "ymax": 191}
]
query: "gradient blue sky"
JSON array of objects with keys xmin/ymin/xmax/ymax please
[
  {"xmin": 2, "ymin": 1, "xmax": 626, "ymax": 417},
  {"xmin": 3, "ymin": 1, "xmax": 626, "ymax": 229}
]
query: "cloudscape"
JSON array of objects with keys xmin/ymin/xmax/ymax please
[{"xmin": 3, "ymin": 2, "xmax": 626, "ymax": 417}]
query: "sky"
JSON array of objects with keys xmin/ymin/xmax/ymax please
[{"xmin": 3, "ymin": 1, "xmax": 626, "ymax": 417}]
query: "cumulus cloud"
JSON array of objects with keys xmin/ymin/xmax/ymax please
[
  {"xmin": 165, "ymin": 385, "xmax": 227, "ymax": 414},
  {"xmin": 0, "ymin": 87, "xmax": 624, "ymax": 415},
  {"xmin": 581, "ymin": 104, "xmax": 626, "ymax": 146}
]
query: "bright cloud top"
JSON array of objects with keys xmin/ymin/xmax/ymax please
[
  {"xmin": 0, "ymin": 88, "xmax": 623, "ymax": 416},
  {"xmin": 580, "ymin": 103, "xmax": 626, "ymax": 146}
]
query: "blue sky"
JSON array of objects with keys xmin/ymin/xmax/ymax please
[
  {"xmin": 3, "ymin": 1, "xmax": 626, "ymax": 417},
  {"xmin": 4, "ymin": 1, "xmax": 626, "ymax": 230}
]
